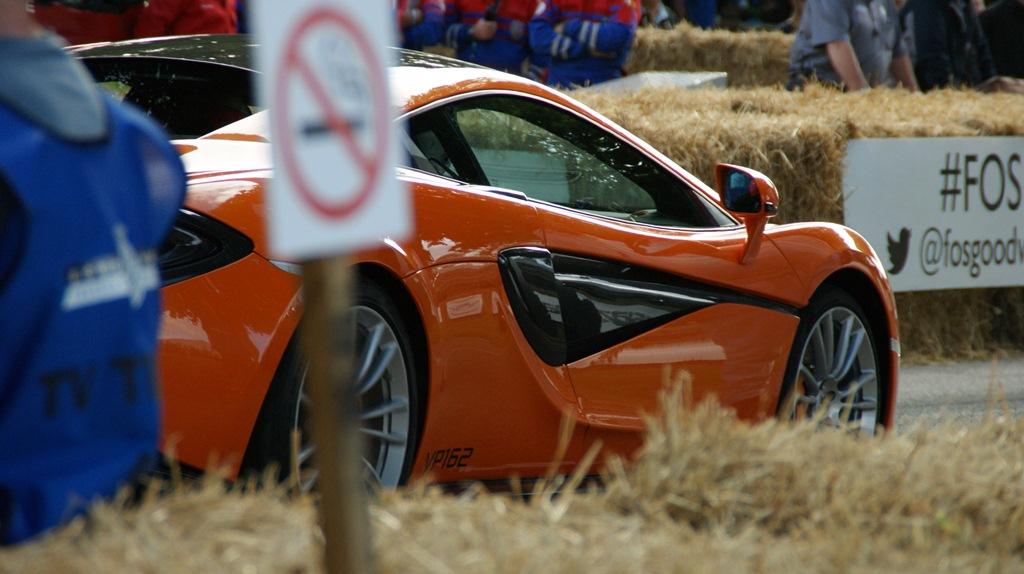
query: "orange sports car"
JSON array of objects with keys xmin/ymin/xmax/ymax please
[{"xmin": 74, "ymin": 35, "xmax": 899, "ymax": 489}]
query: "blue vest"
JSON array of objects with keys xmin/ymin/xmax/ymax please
[{"xmin": 0, "ymin": 96, "xmax": 185, "ymax": 544}]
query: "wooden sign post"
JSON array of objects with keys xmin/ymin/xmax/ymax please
[
  {"xmin": 252, "ymin": 0, "xmax": 411, "ymax": 572},
  {"xmin": 301, "ymin": 259, "xmax": 370, "ymax": 573}
]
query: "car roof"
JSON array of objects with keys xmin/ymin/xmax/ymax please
[
  {"xmin": 70, "ymin": 34, "xmax": 262, "ymax": 70},
  {"xmin": 70, "ymin": 34, "xmax": 534, "ymax": 109},
  {"xmin": 69, "ymin": 33, "xmax": 493, "ymax": 71}
]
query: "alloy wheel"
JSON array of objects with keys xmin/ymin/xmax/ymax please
[
  {"xmin": 790, "ymin": 306, "xmax": 879, "ymax": 435},
  {"xmin": 292, "ymin": 305, "xmax": 412, "ymax": 491}
]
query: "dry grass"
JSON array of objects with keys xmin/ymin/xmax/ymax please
[
  {"xmin": 573, "ymin": 85, "xmax": 1024, "ymax": 359},
  {"xmin": 628, "ymin": 24, "xmax": 794, "ymax": 87},
  {"xmin": 0, "ymin": 477, "xmax": 320, "ymax": 573},
  {"xmin": 5, "ymin": 388, "xmax": 1024, "ymax": 573}
]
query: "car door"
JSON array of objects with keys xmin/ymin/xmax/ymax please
[{"xmin": 413, "ymin": 92, "xmax": 805, "ymax": 447}]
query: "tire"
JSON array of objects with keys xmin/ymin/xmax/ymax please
[
  {"xmin": 242, "ymin": 278, "xmax": 423, "ymax": 489},
  {"xmin": 777, "ymin": 285, "xmax": 883, "ymax": 435}
]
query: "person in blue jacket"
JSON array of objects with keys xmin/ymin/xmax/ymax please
[
  {"xmin": 445, "ymin": 0, "xmax": 546, "ymax": 78},
  {"xmin": 397, "ymin": 0, "xmax": 446, "ymax": 51},
  {"xmin": 0, "ymin": 0, "xmax": 186, "ymax": 544},
  {"xmin": 529, "ymin": 0, "xmax": 639, "ymax": 88}
]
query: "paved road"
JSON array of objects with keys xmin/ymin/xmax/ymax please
[{"xmin": 895, "ymin": 356, "xmax": 1024, "ymax": 429}]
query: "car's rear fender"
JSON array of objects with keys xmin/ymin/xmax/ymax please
[
  {"xmin": 159, "ymin": 252, "xmax": 301, "ymax": 476},
  {"xmin": 182, "ymin": 168, "xmax": 547, "ymax": 277}
]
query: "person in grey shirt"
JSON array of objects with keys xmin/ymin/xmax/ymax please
[{"xmin": 787, "ymin": 0, "xmax": 919, "ymax": 91}]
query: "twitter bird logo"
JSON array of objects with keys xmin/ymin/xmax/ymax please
[{"xmin": 887, "ymin": 228, "xmax": 911, "ymax": 275}]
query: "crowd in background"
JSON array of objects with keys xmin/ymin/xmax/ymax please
[
  {"xmin": 787, "ymin": 0, "xmax": 1023, "ymax": 92},
  {"xmin": 26, "ymin": 0, "xmax": 1024, "ymax": 91},
  {"xmin": 30, "ymin": 0, "xmax": 237, "ymax": 44}
]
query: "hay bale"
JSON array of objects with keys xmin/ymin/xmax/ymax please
[
  {"xmin": 428, "ymin": 24, "xmax": 795, "ymax": 88},
  {"xmin": 5, "ymin": 391, "xmax": 1024, "ymax": 573},
  {"xmin": 0, "ymin": 477, "xmax": 321, "ymax": 573},
  {"xmin": 627, "ymin": 24, "xmax": 794, "ymax": 87},
  {"xmin": 574, "ymin": 85, "xmax": 1024, "ymax": 222},
  {"xmin": 573, "ymin": 85, "xmax": 1024, "ymax": 359}
]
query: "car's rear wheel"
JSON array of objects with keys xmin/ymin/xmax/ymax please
[
  {"xmin": 243, "ymin": 278, "xmax": 422, "ymax": 489},
  {"xmin": 778, "ymin": 286, "xmax": 882, "ymax": 435}
]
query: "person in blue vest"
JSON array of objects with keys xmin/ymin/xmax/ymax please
[
  {"xmin": 529, "ymin": 0, "xmax": 639, "ymax": 88},
  {"xmin": 445, "ymin": 0, "xmax": 546, "ymax": 79},
  {"xmin": 0, "ymin": 0, "xmax": 186, "ymax": 544},
  {"xmin": 397, "ymin": 0, "xmax": 446, "ymax": 51}
]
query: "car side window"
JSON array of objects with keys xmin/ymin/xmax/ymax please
[
  {"xmin": 406, "ymin": 108, "xmax": 488, "ymax": 185},
  {"xmin": 443, "ymin": 95, "xmax": 732, "ymax": 229},
  {"xmin": 405, "ymin": 124, "xmax": 458, "ymax": 177}
]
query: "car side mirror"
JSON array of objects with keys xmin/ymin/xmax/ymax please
[{"xmin": 715, "ymin": 163, "xmax": 780, "ymax": 264}]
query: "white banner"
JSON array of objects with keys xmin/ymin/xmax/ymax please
[
  {"xmin": 252, "ymin": 0, "xmax": 409, "ymax": 259},
  {"xmin": 844, "ymin": 137, "xmax": 1024, "ymax": 292}
]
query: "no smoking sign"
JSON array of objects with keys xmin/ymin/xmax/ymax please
[{"xmin": 254, "ymin": 0, "xmax": 409, "ymax": 258}]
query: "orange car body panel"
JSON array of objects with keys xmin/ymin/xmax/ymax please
[
  {"xmin": 154, "ymin": 63, "xmax": 898, "ymax": 479},
  {"xmin": 533, "ymin": 203, "xmax": 806, "ymax": 437},
  {"xmin": 401, "ymin": 264, "xmax": 586, "ymax": 482},
  {"xmin": 569, "ymin": 306, "xmax": 799, "ymax": 430},
  {"xmin": 159, "ymin": 254, "xmax": 300, "ymax": 472},
  {"xmin": 536, "ymin": 205, "xmax": 806, "ymax": 306},
  {"xmin": 572, "ymin": 304, "xmax": 798, "ymax": 461}
]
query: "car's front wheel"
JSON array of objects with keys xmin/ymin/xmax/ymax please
[
  {"xmin": 243, "ymin": 278, "xmax": 422, "ymax": 490},
  {"xmin": 778, "ymin": 286, "xmax": 882, "ymax": 435}
]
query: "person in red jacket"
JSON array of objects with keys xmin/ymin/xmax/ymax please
[
  {"xmin": 32, "ymin": 0, "xmax": 143, "ymax": 45},
  {"xmin": 134, "ymin": 0, "xmax": 237, "ymax": 38},
  {"xmin": 396, "ymin": 0, "xmax": 446, "ymax": 51}
]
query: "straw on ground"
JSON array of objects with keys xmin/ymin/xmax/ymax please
[{"xmin": 4, "ymin": 386, "xmax": 1024, "ymax": 573}]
